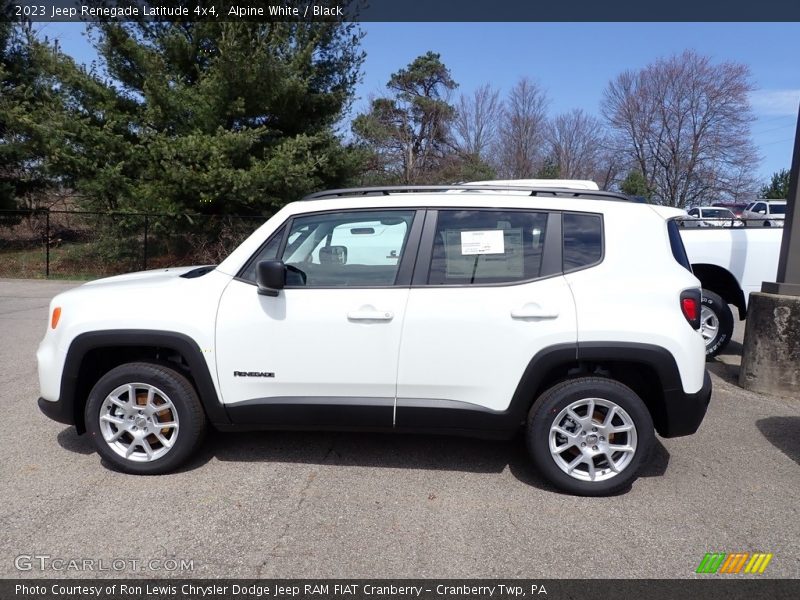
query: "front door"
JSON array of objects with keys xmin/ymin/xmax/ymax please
[{"xmin": 215, "ymin": 208, "xmax": 420, "ymax": 428}]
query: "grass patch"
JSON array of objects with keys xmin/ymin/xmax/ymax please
[{"xmin": 0, "ymin": 242, "xmax": 143, "ymax": 279}]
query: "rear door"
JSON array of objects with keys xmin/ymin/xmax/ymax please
[{"xmin": 395, "ymin": 209, "xmax": 577, "ymax": 432}]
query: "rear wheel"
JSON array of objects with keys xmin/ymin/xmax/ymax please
[
  {"xmin": 85, "ymin": 362, "xmax": 206, "ymax": 474},
  {"xmin": 527, "ymin": 377, "xmax": 654, "ymax": 496},
  {"xmin": 700, "ymin": 289, "xmax": 734, "ymax": 358}
]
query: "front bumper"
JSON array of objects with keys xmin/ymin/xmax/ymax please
[
  {"xmin": 38, "ymin": 396, "xmax": 76, "ymax": 427},
  {"xmin": 659, "ymin": 370, "xmax": 712, "ymax": 438}
]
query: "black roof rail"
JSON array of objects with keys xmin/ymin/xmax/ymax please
[{"xmin": 302, "ymin": 185, "xmax": 634, "ymax": 203}]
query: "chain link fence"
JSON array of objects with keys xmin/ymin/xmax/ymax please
[{"xmin": 0, "ymin": 209, "xmax": 268, "ymax": 279}]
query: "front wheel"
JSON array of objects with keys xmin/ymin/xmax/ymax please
[
  {"xmin": 85, "ymin": 362, "xmax": 206, "ymax": 474},
  {"xmin": 527, "ymin": 377, "xmax": 654, "ymax": 496},
  {"xmin": 700, "ymin": 289, "xmax": 734, "ymax": 358}
]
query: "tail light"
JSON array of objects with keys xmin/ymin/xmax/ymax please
[{"xmin": 680, "ymin": 290, "xmax": 701, "ymax": 330}]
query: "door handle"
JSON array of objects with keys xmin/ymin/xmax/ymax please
[
  {"xmin": 347, "ymin": 309, "xmax": 394, "ymax": 321},
  {"xmin": 511, "ymin": 304, "xmax": 559, "ymax": 319}
]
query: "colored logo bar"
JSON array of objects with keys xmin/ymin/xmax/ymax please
[{"xmin": 696, "ymin": 552, "xmax": 773, "ymax": 574}]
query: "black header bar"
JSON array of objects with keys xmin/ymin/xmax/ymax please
[
  {"xmin": 3, "ymin": 0, "xmax": 800, "ymax": 22},
  {"xmin": 3, "ymin": 579, "xmax": 800, "ymax": 600}
]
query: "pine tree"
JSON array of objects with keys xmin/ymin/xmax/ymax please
[
  {"xmin": 0, "ymin": 19, "xmax": 59, "ymax": 211},
  {"xmin": 49, "ymin": 19, "xmax": 365, "ymax": 215},
  {"xmin": 760, "ymin": 169, "xmax": 790, "ymax": 199},
  {"xmin": 352, "ymin": 52, "xmax": 458, "ymax": 184}
]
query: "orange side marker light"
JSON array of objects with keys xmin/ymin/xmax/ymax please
[{"xmin": 51, "ymin": 307, "xmax": 62, "ymax": 329}]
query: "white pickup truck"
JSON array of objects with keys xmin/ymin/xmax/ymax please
[{"xmin": 680, "ymin": 226, "xmax": 782, "ymax": 356}]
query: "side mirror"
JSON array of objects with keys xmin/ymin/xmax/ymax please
[{"xmin": 256, "ymin": 260, "xmax": 286, "ymax": 297}]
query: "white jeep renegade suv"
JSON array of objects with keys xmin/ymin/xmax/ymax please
[{"xmin": 37, "ymin": 184, "xmax": 711, "ymax": 496}]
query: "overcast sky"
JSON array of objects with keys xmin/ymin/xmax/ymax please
[{"xmin": 36, "ymin": 21, "xmax": 800, "ymax": 184}]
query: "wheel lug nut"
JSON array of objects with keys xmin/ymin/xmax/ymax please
[
  {"xmin": 581, "ymin": 442, "xmax": 586, "ymax": 447},
  {"xmin": 592, "ymin": 427, "xmax": 597, "ymax": 432},
  {"xmin": 600, "ymin": 436, "xmax": 605, "ymax": 441},
  {"xmin": 592, "ymin": 445, "xmax": 598, "ymax": 451}
]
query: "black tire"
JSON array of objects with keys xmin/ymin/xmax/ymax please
[
  {"xmin": 527, "ymin": 377, "xmax": 654, "ymax": 496},
  {"xmin": 700, "ymin": 289, "xmax": 734, "ymax": 358},
  {"xmin": 85, "ymin": 362, "xmax": 206, "ymax": 474}
]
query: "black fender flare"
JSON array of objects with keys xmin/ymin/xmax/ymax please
[
  {"xmin": 60, "ymin": 330, "xmax": 230, "ymax": 433},
  {"xmin": 507, "ymin": 341, "xmax": 692, "ymax": 436}
]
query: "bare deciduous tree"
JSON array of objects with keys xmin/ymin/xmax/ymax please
[
  {"xmin": 494, "ymin": 78, "xmax": 548, "ymax": 179},
  {"xmin": 452, "ymin": 84, "xmax": 502, "ymax": 160},
  {"xmin": 601, "ymin": 50, "xmax": 758, "ymax": 207},
  {"xmin": 546, "ymin": 109, "xmax": 621, "ymax": 188}
]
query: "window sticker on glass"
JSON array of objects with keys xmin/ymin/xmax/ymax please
[
  {"xmin": 460, "ymin": 230, "xmax": 505, "ymax": 255},
  {"xmin": 442, "ymin": 228, "xmax": 524, "ymax": 280}
]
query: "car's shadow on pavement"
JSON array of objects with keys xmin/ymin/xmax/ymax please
[
  {"xmin": 724, "ymin": 339, "xmax": 744, "ymax": 356},
  {"xmin": 208, "ymin": 428, "xmax": 671, "ymax": 495},
  {"xmin": 706, "ymin": 339, "xmax": 744, "ymax": 385},
  {"xmin": 56, "ymin": 426, "xmax": 216, "ymax": 474},
  {"xmin": 57, "ymin": 427, "xmax": 95, "ymax": 455},
  {"xmin": 757, "ymin": 416, "xmax": 800, "ymax": 466},
  {"xmin": 56, "ymin": 426, "xmax": 670, "ymax": 493}
]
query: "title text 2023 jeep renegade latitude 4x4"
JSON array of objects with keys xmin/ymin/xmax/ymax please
[{"xmin": 37, "ymin": 184, "xmax": 711, "ymax": 496}]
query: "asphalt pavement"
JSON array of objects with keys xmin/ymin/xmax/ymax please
[{"xmin": 1, "ymin": 278, "xmax": 798, "ymax": 579}]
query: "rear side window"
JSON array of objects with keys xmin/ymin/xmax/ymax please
[
  {"xmin": 428, "ymin": 210, "xmax": 548, "ymax": 285},
  {"xmin": 563, "ymin": 213, "xmax": 603, "ymax": 271},
  {"xmin": 771, "ymin": 203, "xmax": 786, "ymax": 215}
]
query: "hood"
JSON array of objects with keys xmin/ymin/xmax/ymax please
[{"xmin": 81, "ymin": 265, "xmax": 210, "ymax": 288}]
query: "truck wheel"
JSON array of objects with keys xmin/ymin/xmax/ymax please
[
  {"xmin": 700, "ymin": 289, "xmax": 734, "ymax": 358},
  {"xmin": 526, "ymin": 377, "xmax": 654, "ymax": 496},
  {"xmin": 85, "ymin": 362, "xmax": 206, "ymax": 474}
]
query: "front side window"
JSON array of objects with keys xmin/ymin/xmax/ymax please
[
  {"xmin": 428, "ymin": 210, "xmax": 548, "ymax": 285},
  {"xmin": 281, "ymin": 210, "xmax": 415, "ymax": 287},
  {"xmin": 239, "ymin": 225, "xmax": 286, "ymax": 282}
]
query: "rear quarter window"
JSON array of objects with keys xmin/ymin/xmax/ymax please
[
  {"xmin": 563, "ymin": 213, "xmax": 603, "ymax": 272},
  {"xmin": 667, "ymin": 219, "xmax": 692, "ymax": 272}
]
